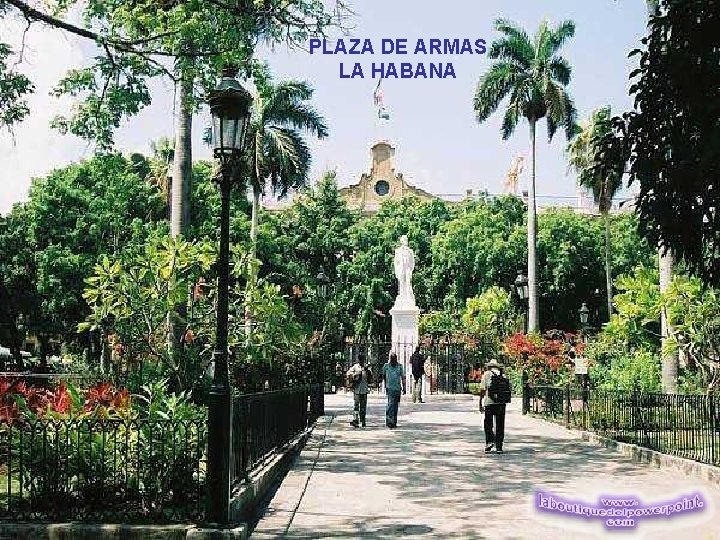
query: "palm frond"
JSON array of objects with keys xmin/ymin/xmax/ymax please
[
  {"xmin": 473, "ymin": 62, "xmax": 522, "ymax": 122},
  {"xmin": 265, "ymin": 101, "xmax": 329, "ymax": 139},
  {"xmin": 546, "ymin": 20, "xmax": 576, "ymax": 56},
  {"xmin": 548, "ymin": 57, "xmax": 571, "ymax": 86},
  {"xmin": 489, "ymin": 33, "xmax": 534, "ymax": 68}
]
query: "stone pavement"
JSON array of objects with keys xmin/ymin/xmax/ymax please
[{"xmin": 250, "ymin": 393, "xmax": 720, "ymax": 539}]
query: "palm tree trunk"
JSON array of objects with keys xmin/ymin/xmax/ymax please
[
  {"xmin": 603, "ymin": 210, "xmax": 613, "ymax": 319},
  {"xmin": 171, "ymin": 79, "xmax": 193, "ymax": 238},
  {"xmin": 660, "ymin": 249, "xmax": 678, "ymax": 393},
  {"xmin": 168, "ymin": 75, "xmax": 193, "ymax": 370},
  {"xmin": 245, "ymin": 185, "xmax": 261, "ymax": 340},
  {"xmin": 527, "ymin": 120, "xmax": 539, "ymax": 332}
]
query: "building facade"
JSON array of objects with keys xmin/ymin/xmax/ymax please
[{"xmin": 338, "ymin": 141, "xmax": 436, "ymax": 213}]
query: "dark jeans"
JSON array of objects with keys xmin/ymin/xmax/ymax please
[
  {"xmin": 386, "ymin": 389, "xmax": 401, "ymax": 426},
  {"xmin": 484, "ymin": 403, "xmax": 507, "ymax": 448},
  {"xmin": 353, "ymin": 393, "xmax": 368, "ymax": 424}
]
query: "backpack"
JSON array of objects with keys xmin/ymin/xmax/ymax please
[{"xmin": 488, "ymin": 372, "xmax": 512, "ymax": 404}]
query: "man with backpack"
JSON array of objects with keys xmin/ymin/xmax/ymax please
[
  {"xmin": 479, "ymin": 358, "xmax": 511, "ymax": 454},
  {"xmin": 346, "ymin": 353, "xmax": 371, "ymax": 427}
]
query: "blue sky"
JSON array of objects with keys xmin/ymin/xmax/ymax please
[{"xmin": 0, "ymin": 1, "xmax": 648, "ymax": 214}]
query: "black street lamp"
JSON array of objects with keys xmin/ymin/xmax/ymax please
[
  {"xmin": 316, "ymin": 270, "xmax": 331, "ymax": 412},
  {"xmin": 206, "ymin": 66, "xmax": 252, "ymax": 526},
  {"xmin": 578, "ymin": 301, "xmax": 591, "ymax": 397},
  {"xmin": 515, "ymin": 272, "xmax": 529, "ymax": 333},
  {"xmin": 579, "ymin": 302, "xmax": 590, "ymax": 329},
  {"xmin": 316, "ymin": 270, "xmax": 330, "ymax": 302}
]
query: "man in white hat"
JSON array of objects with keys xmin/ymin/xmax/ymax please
[{"xmin": 479, "ymin": 358, "xmax": 511, "ymax": 454}]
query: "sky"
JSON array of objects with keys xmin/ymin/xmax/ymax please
[{"xmin": 0, "ymin": 0, "xmax": 649, "ymax": 215}]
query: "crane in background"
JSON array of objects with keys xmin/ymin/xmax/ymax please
[{"xmin": 504, "ymin": 154, "xmax": 525, "ymax": 195}]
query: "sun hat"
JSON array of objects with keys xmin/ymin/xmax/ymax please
[{"xmin": 486, "ymin": 358, "xmax": 504, "ymax": 368}]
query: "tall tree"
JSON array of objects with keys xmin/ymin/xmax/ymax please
[
  {"xmin": 474, "ymin": 18, "xmax": 577, "ymax": 332},
  {"xmin": 567, "ymin": 107, "xmax": 622, "ymax": 320},
  {"xmin": 244, "ymin": 68, "xmax": 328, "ymax": 336},
  {"xmin": 644, "ymin": 0, "xmax": 680, "ymax": 393}
]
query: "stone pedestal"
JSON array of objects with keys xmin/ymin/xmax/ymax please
[{"xmin": 390, "ymin": 300, "xmax": 420, "ymax": 396}]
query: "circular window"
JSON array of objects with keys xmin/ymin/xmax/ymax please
[{"xmin": 374, "ymin": 180, "xmax": 390, "ymax": 196}]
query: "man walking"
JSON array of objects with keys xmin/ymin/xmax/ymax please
[
  {"xmin": 346, "ymin": 354, "xmax": 371, "ymax": 427},
  {"xmin": 410, "ymin": 347, "xmax": 426, "ymax": 403},
  {"xmin": 479, "ymin": 358, "xmax": 511, "ymax": 454},
  {"xmin": 382, "ymin": 352, "xmax": 406, "ymax": 428}
]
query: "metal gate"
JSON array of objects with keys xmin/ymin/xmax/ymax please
[{"xmin": 340, "ymin": 338, "xmax": 469, "ymax": 394}]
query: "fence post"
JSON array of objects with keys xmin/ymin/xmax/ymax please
[
  {"xmin": 565, "ymin": 380, "xmax": 571, "ymax": 428},
  {"xmin": 522, "ymin": 370, "xmax": 530, "ymax": 415},
  {"xmin": 710, "ymin": 393, "xmax": 716, "ymax": 466}
]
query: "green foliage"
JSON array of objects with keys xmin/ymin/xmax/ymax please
[
  {"xmin": 597, "ymin": 0, "xmax": 720, "ymax": 285},
  {"xmin": 0, "ymin": 154, "xmax": 167, "ymax": 356},
  {"xmin": 230, "ymin": 246, "xmax": 306, "ymax": 375},
  {"xmin": 419, "ymin": 310, "xmax": 461, "ymax": 337},
  {"xmin": 259, "ymin": 170, "xmax": 355, "ymax": 338},
  {"xmin": 590, "ymin": 349, "xmax": 661, "ymax": 392},
  {"xmin": 81, "ymin": 234, "xmax": 216, "ymax": 390},
  {"xmin": 430, "ymin": 195, "xmax": 525, "ymax": 304},
  {"xmin": 664, "ymin": 275, "xmax": 720, "ymax": 391},
  {"xmin": 11, "ymin": 0, "xmax": 346, "ymax": 147},
  {"xmin": 0, "ymin": 42, "xmax": 34, "ymax": 130}
]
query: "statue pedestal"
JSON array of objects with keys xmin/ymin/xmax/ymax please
[{"xmin": 390, "ymin": 300, "xmax": 420, "ymax": 397}]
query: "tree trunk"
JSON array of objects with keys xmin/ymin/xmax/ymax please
[
  {"xmin": 527, "ymin": 120, "xmax": 539, "ymax": 332},
  {"xmin": 168, "ymin": 75, "xmax": 193, "ymax": 369},
  {"xmin": 604, "ymin": 210, "xmax": 614, "ymax": 319},
  {"xmin": 660, "ymin": 248, "xmax": 678, "ymax": 393},
  {"xmin": 171, "ymin": 78, "xmax": 193, "ymax": 238},
  {"xmin": 245, "ymin": 185, "xmax": 261, "ymax": 340}
]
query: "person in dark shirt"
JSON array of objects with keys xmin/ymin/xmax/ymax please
[{"xmin": 410, "ymin": 347, "xmax": 426, "ymax": 403}]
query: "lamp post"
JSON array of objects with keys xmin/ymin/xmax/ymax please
[
  {"xmin": 206, "ymin": 67, "xmax": 252, "ymax": 526},
  {"xmin": 515, "ymin": 272, "xmax": 531, "ymax": 413},
  {"xmin": 316, "ymin": 270, "xmax": 331, "ymax": 414},
  {"xmin": 578, "ymin": 302, "xmax": 591, "ymax": 411},
  {"xmin": 515, "ymin": 272, "xmax": 529, "ymax": 334}
]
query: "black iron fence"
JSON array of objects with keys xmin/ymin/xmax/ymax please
[
  {"xmin": 341, "ymin": 338, "xmax": 470, "ymax": 394},
  {"xmin": 0, "ymin": 378, "xmax": 323, "ymax": 524},
  {"xmin": 231, "ymin": 384, "xmax": 322, "ymax": 486},
  {"xmin": 528, "ymin": 385, "xmax": 720, "ymax": 467},
  {"xmin": 0, "ymin": 417, "xmax": 207, "ymax": 522}
]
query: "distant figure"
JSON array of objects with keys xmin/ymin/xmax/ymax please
[
  {"xmin": 410, "ymin": 347, "xmax": 426, "ymax": 403},
  {"xmin": 346, "ymin": 354, "xmax": 371, "ymax": 427},
  {"xmin": 382, "ymin": 352, "xmax": 406, "ymax": 428},
  {"xmin": 479, "ymin": 358, "xmax": 511, "ymax": 454}
]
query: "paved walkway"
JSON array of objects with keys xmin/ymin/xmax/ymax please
[{"xmin": 251, "ymin": 393, "xmax": 720, "ymax": 539}]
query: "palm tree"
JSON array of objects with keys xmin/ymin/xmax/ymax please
[
  {"xmin": 474, "ymin": 19, "xmax": 578, "ymax": 332},
  {"xmin": 244, "ymin": 69, "xmax": 328, "ymax": 335},
  {"xmin": 567, "ymin": 107, "xmax": 622, "ymax": 320}
]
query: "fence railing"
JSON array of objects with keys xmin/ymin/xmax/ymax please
[
  {"xmin": 0, "ymin": 417, "xmax": 207, "ymax": 522},
  {"xmin": 230, "ymin": 384, "xmax": 320, "ymax": 487},
  {"xmin": 528, "ymin": 385, "xmax": 720, "ymax": 467}
]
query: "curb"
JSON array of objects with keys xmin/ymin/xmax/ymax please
[
  {"xmin": 579, "ymin": 430, "xmax": 720, "ymax": 486},
  {"xmin": 528, "ymin": 414, "xmax": 720, "ymax": 487}
]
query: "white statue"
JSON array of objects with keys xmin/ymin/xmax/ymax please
[{"xmin": 394, "ymin": 235, "xmax": 415, "ymax": 305}]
